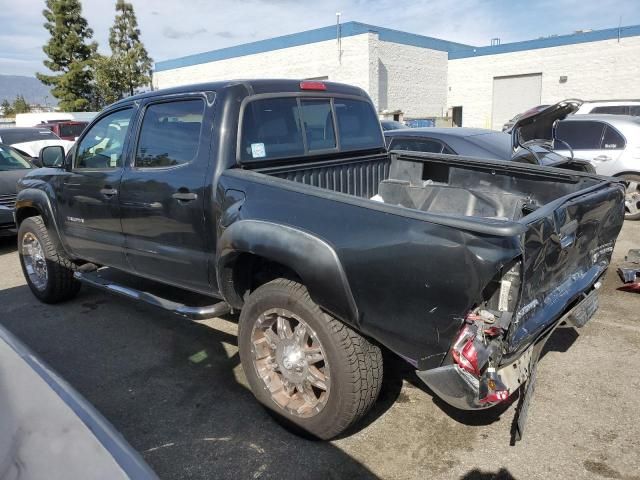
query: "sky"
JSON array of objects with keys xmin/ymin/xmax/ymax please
[{"xmin": 1, "ymin": 0, "xmax": 639, "ymax": 77}]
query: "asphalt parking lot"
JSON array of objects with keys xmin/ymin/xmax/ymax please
[{"xmin": 1, "ymin": 223, "xmax": 639, "ymax": 480}]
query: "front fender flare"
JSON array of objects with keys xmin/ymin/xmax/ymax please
[
  {"xmin": 217, "ymin": 220, "xmax": 359, "ymax": 326},
  {"xmin": 15, "ymin": 188, "xmax": 67, "ymax": 254}
]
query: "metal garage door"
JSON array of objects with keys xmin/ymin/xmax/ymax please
[{"xmin": 491, "ymin": 73, "xmax": 542, "ymax": 130}]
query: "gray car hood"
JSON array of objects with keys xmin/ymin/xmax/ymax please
[
  {"xmin": 0, "ymin": 169, "xmax": 31, "ymax": 195},
  {"xmin": 511, "ymin": 100, "xmax": 582, "ymax": 152}
]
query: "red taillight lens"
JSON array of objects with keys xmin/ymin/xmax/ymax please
[
  {"xmin": 299, "ymin": 81, "xmax": 327, "ymax": 91},
  {"xmin": 451, "ymin": 325, "xmax": 480, "ymax": 376}
]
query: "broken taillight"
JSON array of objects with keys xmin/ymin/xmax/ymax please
[
  {"xmin": 452, "ymin": 312, "xmax": 510, "ymax": 405},
  {"xmin": 451, "ymin": 324, "xmax": 480, "ymax": 376}
]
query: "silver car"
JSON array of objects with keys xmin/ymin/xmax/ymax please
[{"xmin": 554, "ymin": 114, "xmax": 640, "ymax": 220}]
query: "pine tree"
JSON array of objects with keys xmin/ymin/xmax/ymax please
[
  {"xmin": 1, "ymin": 100, "xmax": 13, "ymax": 117},
  {"xmin": 36, "ymin": 0, "xmax": 97, "ymax": 112},
  {"xmin": 13, "ymin": 95, "xmax": 31, "ymax": 114},
  {"xmin": 92, "ymin": 55, "xmax": 123, "ymax": 108},
  {"xmin": 109, "ymin": 0, "xmax": 153, "ymax": 97}
]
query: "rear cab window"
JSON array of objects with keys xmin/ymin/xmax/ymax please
[{"xmin": 240, "ymin": 95, "xmax": 383, "ymax": 162}]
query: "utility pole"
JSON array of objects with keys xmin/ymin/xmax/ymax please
[{"xmin": 336, "ymin": 12, "xmax": 342, "ymax": 65}]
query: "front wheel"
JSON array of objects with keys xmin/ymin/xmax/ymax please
[
  {"xmin": 238, "ymin": 278, "xmax": 382, "ymax": 439},
  {"xmin": 18, "ymin": 216, "xmax": 80, "ymax": 303},
  {"xmin": 622, "ymin": 174, "xmax": 640, "ymax": 220}
]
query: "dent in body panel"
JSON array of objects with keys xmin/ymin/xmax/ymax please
[
  {"xmin": 506, "ymin": 184, "xmax": 625, "ymax": 353},
  {"xmin": 217, "ymin": 172, "xmax": 523, "ymax": 369}
]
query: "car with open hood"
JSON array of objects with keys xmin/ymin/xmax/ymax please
[{"xmin": 385, "ymin": 99, "xmax": 592, "ymax": 173}]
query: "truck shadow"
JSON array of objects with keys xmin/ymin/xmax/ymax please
[
  {"xmin": 362, "ymin": 323, "xmax": 579, "ymax": 430},
  {"xmin": 0, "ymin": 284, "xmax": 380, "ymax": 480},
  {"xmin": 0, "ymin": 235, "xmax": 17, "ymax": 255}
]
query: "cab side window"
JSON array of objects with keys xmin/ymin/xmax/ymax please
[
  {"xmin": 75, "ymin": 108, "xmax": 133, "ymax": 169},
  {"xmin": 135, "ymin": 99, "xmax": 205, "ymax": 168}
]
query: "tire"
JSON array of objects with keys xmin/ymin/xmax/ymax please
[
  {"xmin": 18, "ymin": 216, "xmax": 80, "ymax": 303},
  {"xmin": 621, "ymin": 174, "xmax": 640, "ymax": 221},
  {"xmin": 238, "ymin": 278, "xmax": 382, "ymax": 439}
]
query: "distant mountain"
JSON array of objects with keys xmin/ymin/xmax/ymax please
[{"xmin": 0, "ymin": 75, "xmax": 54, "ymax": 105}]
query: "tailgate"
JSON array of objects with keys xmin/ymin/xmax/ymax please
[{"xmin": 507, "ymin": 181, "xmax": 625, "ymax": 353}]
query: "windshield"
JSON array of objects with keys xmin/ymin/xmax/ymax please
[
  {"xmin": 381, "ymin": 120, "xmax": 406, "ymax": 131},
  {"xmin": 0, "ymin": 145, "xmax": 32, "ymax": 170},
  {"xmin": 464, "ymin": 132, "xmax": 513, "ymax": 158},
  {"xmin": 0, "ymin": 128, "xmax": 59, "ymax": 144}
]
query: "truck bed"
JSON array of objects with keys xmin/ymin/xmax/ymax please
[
  {"xmin": 230, "ymin": 151, "xmax": 623, "ymax": 365},
  {"xmin": 256, "ymin": 151, "xmax": 601, "ymax": 221}
]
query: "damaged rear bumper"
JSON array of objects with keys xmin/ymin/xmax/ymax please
[
  {"xmin": 417, "ymin": 347, "xmax": 534, "ymax": 410},
  {"xmin": 417, "ymin": 287, "xmax": 599, "ymax": 410}
]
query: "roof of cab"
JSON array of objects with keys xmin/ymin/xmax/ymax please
[{"xmin": 112, "ymin": 79, "xmax": 370, "ymax": 107}]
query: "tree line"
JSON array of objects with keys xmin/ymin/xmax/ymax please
[
  {"xmin": 37, "ymin": 0, "xmax": 153, "ymax": 112},
  {"xmin": 1, "ymin": 96, "xmax": 32, "ymax": 117}
]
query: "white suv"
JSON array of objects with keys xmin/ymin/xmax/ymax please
[
  {"xmin": 575, "ymin": 100, "xmax": 640, "ymax": 116},
  {"xmin": 553, "ymin": 114, "xmax": 640, "ymax": 220}
]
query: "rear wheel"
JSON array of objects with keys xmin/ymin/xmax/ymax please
[
  {"xmin": 622, "ymin": 174, "xmax": 640, "ymax": 220},
  {"xmin": 18, "ymin": 216, "xmax": 80, "ymax": 303},
  {"xmin": 238, "ymin": 278, "xmax": 382, "ymax": 439}
]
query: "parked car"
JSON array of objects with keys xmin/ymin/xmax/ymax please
[
  {"xmin": 0, "ymin": 143, "xmax": 34, "ymax": 236},
  {"xmin": 385, "ymin": 123, "xmax": 594, "ymax": 172},
  {"xmin": 0, "ymin": 127, "xmax": 74, "ymax": 161},
  {"xmin": 16, "ymin": 80, "xmax": 625, "ymax": 441},
  {"xmin": 502, "ymin": 104, "xmax": 549, "ymax": 132},
  {"xmin": 380, "ymin": 119, "xmax": 408, "ymax": 131},
  {"xmin": 553, "ymin": 114, "xmax": 640, "ymax": 220},
  {"xmin": 39, "ymin": 120, "xmax": 89, "ymax": 141},
  {"xmin": 0, "ymin": 322, "xmax": 157, "ymax": 479},
  {"xmin": 575, "ymin": 100, "xmax": 640, "ymax": 116}
]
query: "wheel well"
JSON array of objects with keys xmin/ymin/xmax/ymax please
[
  {"xmin": 15, "ymin": 207, "xmax": 41, "ymax": 227},
  {"xmin": 222, "ymin": 253, "xmax": 301, "ymax": 309}
]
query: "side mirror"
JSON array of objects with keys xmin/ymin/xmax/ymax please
[{"xmin": 39, "ymin": 145, "xmax": 65, "ymax": 168}]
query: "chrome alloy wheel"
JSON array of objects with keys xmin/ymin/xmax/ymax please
[
  {"xmin": 250, "ymin": 308, "xmax": 330, "ymax": 418},
  {"xmin": 21, "ymin": 232, "xmax": 48, "ymax": 291},
  {"xmin": 625, "ymin": 179, "xmax": 640, "ymax": 217}
]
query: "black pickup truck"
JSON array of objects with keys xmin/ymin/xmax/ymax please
[{"xmin": 15, "ymin": 80, "xmax": 625, "ymax": 440}]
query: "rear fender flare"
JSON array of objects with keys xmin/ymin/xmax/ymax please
[{"xmin": 217, "ymin": 220, "xmax": 359, "ymax": 326}]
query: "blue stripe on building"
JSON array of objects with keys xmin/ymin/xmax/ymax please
[{"xmin": 155, "ymin": 21, "xmax": 640, "ymax": 72}]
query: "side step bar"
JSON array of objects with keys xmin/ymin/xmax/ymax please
[{"xmin": 74, "ymin": 270, "xmax": 231, "ymax": 320}]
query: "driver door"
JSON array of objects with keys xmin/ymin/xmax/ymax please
[{"xmin": 57, "ymin": 106, "xmax": 136, "ymax": 268}]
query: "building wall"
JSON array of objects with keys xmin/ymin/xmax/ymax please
[
  {"xmin": 153, "ymin": 33, "xmax": 374, "ymax": 98},
  {"xmin": 375, "ymin": 40, "xmax": 448, "ymax": 119},
  {"xmin": 447, "ymin": 36, "xmax": 640, "ymax": 128},
  {"xmin": 153, "ymin": 32, "xmax": 449, "ymax": 119}
]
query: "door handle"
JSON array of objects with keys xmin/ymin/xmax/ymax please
[
  {"xmin": 100, "ymin": 187, "xmax": 118, "ymax": 198},
  {"xmin": 172, "ymin": 191, "xmax": 198, "ymax": 202},
  {"xmin": 593, "ymin": 155, "xmax": 612, "ymax": 162}
]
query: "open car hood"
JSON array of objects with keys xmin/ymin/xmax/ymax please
[{"xmin": 511, "ymin": 100, "xmax": 582, "ymax": 152}]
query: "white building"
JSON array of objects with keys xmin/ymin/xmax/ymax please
[{"xmin": 154, "ymin": 22, "xmax": 640, "ymax": 130}]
